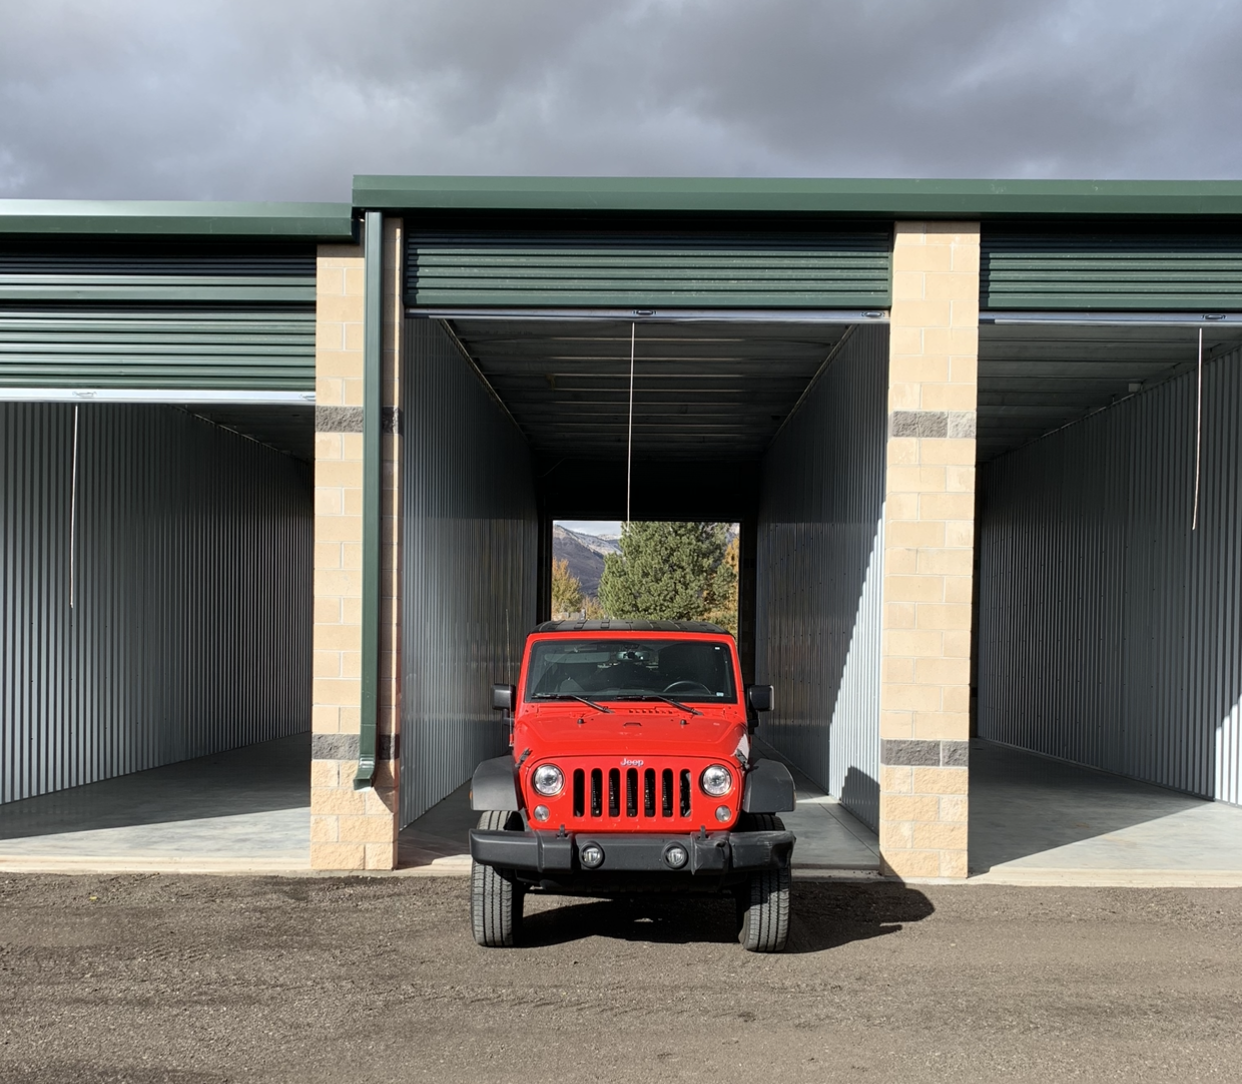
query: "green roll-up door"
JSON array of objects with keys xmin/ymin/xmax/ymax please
[
  {"xmin": 0, "ymin": 243, "xmax": 316, "ymax": 390},
  {"xmin": 982, "ymin": 230, "xmax": 1242, "ymax": 311},
  {"xmin": 406, "ymin": 228, "xmax": 891, "ymax": 308}
]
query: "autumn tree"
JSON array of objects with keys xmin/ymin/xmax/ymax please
[
  {"xmin": 550, "ymin": 557, "xmax": 584, "ymax": 617},
  {"xmin": 598, "ymin": 521, "xmax": 734, "ymax": 630}
]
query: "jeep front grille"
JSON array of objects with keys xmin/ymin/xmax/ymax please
[{"xmin": 572, "ymin": 767, "xmax": 693, "ymax": 820}]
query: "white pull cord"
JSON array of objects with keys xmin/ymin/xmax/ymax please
[
  {"xmin": 626, "ymin": 321, "xmax": 636, "ymax": 524},
  {"xmin": 1192, "ymin": 328, "xmax": 1203, "ymax": 532},
  {"xmin": 69, "ymin": 405, "xmax": 79, "ymax": 608}
]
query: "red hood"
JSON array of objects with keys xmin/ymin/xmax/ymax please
[{"xmin": 517, "ymin": 703, "xmax": 747, "ymax": 760}]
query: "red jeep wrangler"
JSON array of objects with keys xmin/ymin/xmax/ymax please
[{"xmin": 469, "ymin": 620, "xmax": 796, "ymax": 952}]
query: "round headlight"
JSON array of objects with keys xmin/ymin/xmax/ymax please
[
  {"xmin": 532, "ymin": 764, "xmax": 564, "ymax": 796},
  {"xmin": 700, "ymin": 764, "xmax": 733, "ymax": 797}
]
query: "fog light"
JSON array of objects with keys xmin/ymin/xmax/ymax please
[
  {"xmin": 664, "ymin": 844, "xmax": 688, "ymax": 869},
  {"xmin": 533, "ymin": 805, "xmax": 550, "ymax": 822},
  {"xmin": 715, "ymin": 805, "xmax": 732, "ymax": 823},
  {"xmin": 580, "ymin": 843, "xmax": 605, "ymax": 868}
]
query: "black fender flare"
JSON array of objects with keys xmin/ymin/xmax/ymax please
[
  {"xmin": 471, "ymin": 756, "xmax": 520, "ymax": 812},
  {"xmin": 741, "ymin": 759, "xmax": 797, "ymax": 813}
]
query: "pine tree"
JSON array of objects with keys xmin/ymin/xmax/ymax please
[
  {"xmin": 598, "ymin": 521, "xmax": 732, "ymax": 627},
  {"xmin": 550, "ymin": 557, "xmax": 584, "ymax": 617}
]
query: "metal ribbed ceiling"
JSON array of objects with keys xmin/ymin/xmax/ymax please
[{"xmin": 444, "ymin": 317, "xmax": 852, "ymax": 460}]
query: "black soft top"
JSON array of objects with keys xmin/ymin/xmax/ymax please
[{"xmin": 532, "ymin": 619, "xmax": 729, "ymax": 635}]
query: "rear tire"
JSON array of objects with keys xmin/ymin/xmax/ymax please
[
  {"xmin": 470, "ymin": 811, "xmax": 524, "ymax": 947},
  {"xmin": 736, "ymin": 814, "xmax": 791, "ymax": 953}
]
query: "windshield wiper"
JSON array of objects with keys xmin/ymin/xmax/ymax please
[
  {"xmin": 613, "ymin": 694, "xmax": 702, "ymax": 716},
  {"xmin": 532, "ymin": 693, "xmax": 613, "ymax": 713}
]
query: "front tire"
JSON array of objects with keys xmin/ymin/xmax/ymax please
[
  {"xmin": 470, "ymin": 811, "xmax": 524, "ymax": 947},
  {"xmin": 736, "ymin": 814, "xmax": 791, "ymax": 953}
]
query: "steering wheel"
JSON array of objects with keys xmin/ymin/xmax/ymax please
[{"xmin": 662, "ymin": 680, "xmax": 712, "ymax": 695}]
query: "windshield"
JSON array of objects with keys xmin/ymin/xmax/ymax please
[{"xmin": 525, "ymin": 638, "xmax": 737, "ymax": 703}]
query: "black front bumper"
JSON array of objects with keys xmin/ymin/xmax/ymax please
[{"xmin": 469, "ymin": 828, "xmax": 795, "ymax": 875}]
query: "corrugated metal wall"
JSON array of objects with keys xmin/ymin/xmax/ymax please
[
  {"xmin": 755, "ymin": 324, "xmax": 888, "ymax": 828},
  {"xmin": 979, "ymin": 344, "xmax": 1242, "ymax": 804},
  {"xmin": 399, "ymin": 318, "xmax": 539, "ymax": 826},
  {"xmin": 1, "ymin": 402, "xmax": 312, "ymax": 805}
]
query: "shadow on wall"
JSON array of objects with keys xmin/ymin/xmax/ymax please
[
  {"xmin": 839, "ymin": 766, "xmax": 880, "ymax": 827},
  {"xmin": 518, "ymin": 880, "xmax": 934, "ymax": 955}
]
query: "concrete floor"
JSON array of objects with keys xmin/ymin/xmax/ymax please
[{"xmin": 0, "ymin": 733, "xmax": 310, "ymax": 872}]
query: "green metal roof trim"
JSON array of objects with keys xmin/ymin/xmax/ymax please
[
  {"xmin": 354, "ymin": 176, "xmax": 1242, "ymax": 219},
  {"xmin": 0, "ymin": 200, "xmax": 356, "ymax": 241}
]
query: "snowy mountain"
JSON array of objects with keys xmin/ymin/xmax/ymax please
[{"xmin": 552, "ymin": 524, "xmax": 619, "ymax": 599}]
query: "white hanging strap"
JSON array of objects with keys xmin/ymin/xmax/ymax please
[
  {"xmin": 1192, "ymin": 328, "xmax": 1203, "ymax": 532},
  {"xmin": 69, "ymin": 405, "xmax": 79, "ymax": 608},
  {"xmin": 626, "ymin": 321, "xmax": 636, "ymax": 524}
]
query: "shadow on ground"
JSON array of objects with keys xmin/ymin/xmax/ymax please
[{"xmin": 517, "ymin": 880, "xmax": 934, "ymax": 954}]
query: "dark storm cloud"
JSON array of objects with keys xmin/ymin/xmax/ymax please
[{"xmin": 1, "ymin": 0, "xmax": 1240, "ymax": 201}]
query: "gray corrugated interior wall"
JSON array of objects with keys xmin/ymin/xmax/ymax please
[
  {"xmin": 979, "ymin": 344, "xmax": 1242, "ymax": 805},
  {"xmin": 755, "ymin": 324, "xmax": 888, "ymax": 829},
  {"xmin": 399, "ymin": 318, "xmax": 539, "ymax": 827},
  {"xmin": 0, "ymin": 402, "xmax": 312, "ymax": 805}
]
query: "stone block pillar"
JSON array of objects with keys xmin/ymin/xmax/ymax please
[
  {"xmin": 878, "ymin": 222, "xmax": 980, "ymax": 880},
  {"xmin": 309, "ymin": 221, "xmax": 403, "ymax": 871}
]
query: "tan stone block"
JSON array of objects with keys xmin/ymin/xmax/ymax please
[
  {"xmin": 894, "ymin": 245, "xmax": 954, "ymax": 273},
  {"xmin": 891, "ymin": 356, "xmax": 950, "ymax": 384},
  {"xmin": 911, "ymin": 766, "xmax": 969, "ymax": 795},
  {"xmin": 314, "ymin": 569, "xmax": 363, "ymax": 596},
  {"xmin": 942, "ymin": 630, "xmax": 971, "ymax": 657},
  {"xmin": 341, "ymin": 433, "xmax": 364, "ymax": 460},
  {"xmin": 319, "ymin": 243, "xmax": 364, "ymax": 262},
  {"xmin": 940, "ymin": 849, "xmax": 969, "ymax": 879},
  {"xmin": 940, "ymin": 795, "xmax": 968, "ymax": 823},
  {"xmin": 311, "ymin": 842, "xmax": 367, "ymax": 870},
  {"xmin": 879, "ymin": 820, "xmax": 914, "ymax": 849},
  {"xmin": 337, "ymin": 543, "xmax": 361, "ymax": 571},
  {"xmin": 890, "ymin": 326, "xmax": 924, "ymax": 355},
  {"xmin": 315, "ymin": 264, "xmax": 346, "ymax": 295},
  {"xmin": 886, "ymin": 520, "xmax": 945, "ymax": 548},
  {"xmin": 943, "ymin": 576, "xmax": 973, "ymax": 604},
  {"xmin": 949, "ymin": 356, "xmax": 978, "ymax": 384},
  {"xmin": 920, "ymin": 492, "xmax": 975, "ymax": 521},
  {"xmin": 920, "ymin": 383, "xmax": 977, "ymax": 412},
  {"xmin": 310, "ymin": 814, "xmax": 339, "ymax": 842},
  {"xmin": 365, "ymin": 787, "xmax": 398, "ymax": 817},
  {"xmin": 343, "ymin": 325, "xmax": 365, "ymax": 359},
  {"xmin": 884, "ymin": 602, "xmax": 917, "ymax": 629},
  {"xmin": 316, "ymin": 350, "xmax": 363, "ymax": 379},
  {"xmin": 884, "ymin": 794, "xmax": 941, "ymax": 822},
  {"xmin": 882, "ymin": 656, "xmax": 915, "ymax": 683},
  {"xmin": 884, "ymin": 575, "xmax": 944, "ymax": 603},
  {"xmin": 881, "ymin": 683, "xmax": 942, "ymax": 712},
  {"xmin": 342, "ymin": 489, "xmax": 363, "ymax": 517},
  {"xmin": 880, "ymin": 765, "xmax": 913, "ymax": 794},
  {"xmin": 892, "ymin": 270, "xmax": 925, "ymax": 302},
  {"xmin": 916, "ymin": 548, "xmax": 973, "ymax": 577},
  {"xmin": 313, "ymin": 677, "xmax": 361, "ymax": 706},
  {"xmin": 315, "ymin": 433, "xmax": 343, "ymax": 461},
  {"xmin": 893, "ymin": 299, "xmax": 952, "ymax": 328},
  {"xmin": 337, "ymin": 815, "xmax": 393, "ymax": 844},
  {"xmin": 916, "ymin": 603, "xmax": 972, "ymax": 631},
  {"xmin": 942, "ymin": 687, "xmax": 971, "ymax": 713},
  {"xmin": 316, "ymin": 518, "xmax": 364, "ymax": 545},
  {"xmin": 311, "ymin": 704, "xmax": 340, "ymax": 733},
  {"xmin": 887, "ymin": 438, "xmax": 919, "ymax": 466},
  {"xmin": 365, "ymin": 843, "xmax": 398, "ymax": 871},
  {"xmin": 317, "ymin": 295, "xmax": 365, "ymax": 324},
  {"xmin": 372, "ymin": 760, "xmax": 398, "ymax": 789},
  {"xmin": 913, "ymin": 711, "xmax": 970, "ymax": 740},
  {"xmin": 888, "ymin": 382, "xmax": 922, "ymax": 411},
  {"xmin": 343, "ymin": 265, "xmax": 365, "ymax": 297},
  {"xmin": 923, "ymin": 271, "xmax": 975, "ymax": 303},
  {"xmin": 879, "ymin": 711, "xmax": 913, "ymax": 738},
  {"xmin": 945, "ymin": 466, "xmax": 976, "ymax": 493},
  {"xmin": 912, "ymin": 821, "xmax": 968, "ymax": 850},
  {"xmin": 888, "ymin": 466, "xmax": 947, "ymax": 494},
  {"xmin": 314, "ymin": 542, "xmax": 341, "ymax": 569},
  {"xmin": 314, "ymin": 650, "xmax": 342, "ymax": 679},
  {"xmin": 950, "ymin": 243, "xmax": 981, "ymax": 274},
  {"xmin": 949, "ymin": 299, "xmax": 980, "ymax": 327},
  {"xmin": 312, "ymin": 786, "xmax": 369, "ymax": 817},
  {"xmin": 341, "ymin": 597, "xmax": 363, "ymax": 624},
  {"xmin": 884, "ymin": 849, "xmax": 941, "ymax": 879},
  {"xmin": 316, "ymin": 460, "xmax": 364, "ymax": 488},
  {"xmin": 917, "ymin": 439, "xmax": 975, "ymax": 467},
  {"xmin": 311, "ymin": 761, "xmax": 340, "ymax": 789},
  {"xmin": 883, "ymin": 629, "xmax": 943, "ymax": 656},
  {"xmin": 316, "ymin": 623, "xmax": 361, "ymax": 653},
  {"xmin": 343, "ymin": 378, "xmax": 364, "ymax": 407},
  {"xmin": 944, "ymin": 520, "xmax": 975, "ymax": 547},
  {"xmin": 885, "ymin": 548, "xmax": 918, "ymax": 575},
  {"xmin": 339, "ymin": 651, "xmax": 362, "ymax": 679},
  {"xmin": 913, "ymin": 656, "xmax": 971, "ymax": 685},
  {"xmin": 886, "ymin": 492, "xmax": 920, "ymax": 521},
  {"xmin": 893, "ymin": 223, "xmax": 928, "ymax": 245},
  {"xmin": 316, "ymin": 378, "xmax": 344, "ymax": 407}
]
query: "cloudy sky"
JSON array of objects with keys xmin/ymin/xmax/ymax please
[{"xmin": 2, "ymin": 0, "xmax": 1240, "ymax": 202}]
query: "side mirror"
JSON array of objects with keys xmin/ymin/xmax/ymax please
[
  {"xmin": 491, "ymin": 684, "xmax": 516, "ymax": 711},
  {"xmin": 746, "ymin": 684, "xmax": 774, "ymax": 713}
]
